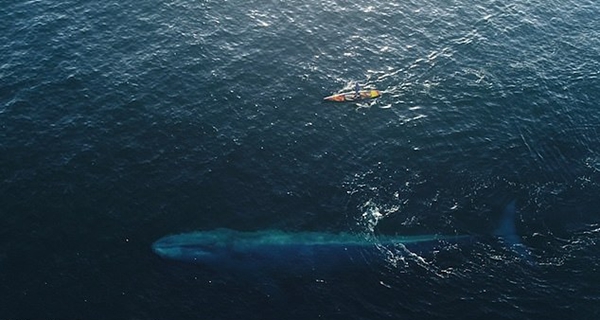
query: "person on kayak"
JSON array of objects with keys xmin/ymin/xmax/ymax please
[{"xmin": 353, "ymin": 83, "xmax": 360, "ymax": 100}]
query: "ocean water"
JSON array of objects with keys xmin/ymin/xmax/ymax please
[{"xmin": 2, "ymin": 0, "xmax": 600, "ymax": 319}]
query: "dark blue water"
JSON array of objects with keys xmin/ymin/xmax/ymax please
[{"xmin": 2, "ymin": 0, "xmax": 600, "ymax": 318}]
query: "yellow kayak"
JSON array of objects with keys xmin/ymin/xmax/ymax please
[{"xmin": 324, "ymin": 89, "xmax": 381, "ymax": 102}]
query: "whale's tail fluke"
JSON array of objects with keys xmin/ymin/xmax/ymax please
[{"xmin": 494, "ymin": 200, "xmax": 534, "ymax": 265}]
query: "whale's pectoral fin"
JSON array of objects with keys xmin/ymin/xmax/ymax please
[{"xmin": 494, "ymin": 200, "xmax": 534, "ymax": 265}]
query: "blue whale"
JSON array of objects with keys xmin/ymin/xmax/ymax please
[
  {"xmin": 152, "ymin": 229, "xmax": 473, "ymax": 272},
  {"xmin": 152, "ymin": 202, "xmax": 529, "ymax": 271}
]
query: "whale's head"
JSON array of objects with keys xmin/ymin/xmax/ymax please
[{"xmin": 152, "ymin": 230, "xmax": 234, "ymax": 265}]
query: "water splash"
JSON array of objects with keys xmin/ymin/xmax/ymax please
[{"xmin": 359, "ymin": 199, "xmax": 401, "ymax": 233}]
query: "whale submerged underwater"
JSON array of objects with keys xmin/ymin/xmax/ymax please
[{"xmin": 152, "ymin": 201, "xmax": 531, "ymax": 271}]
